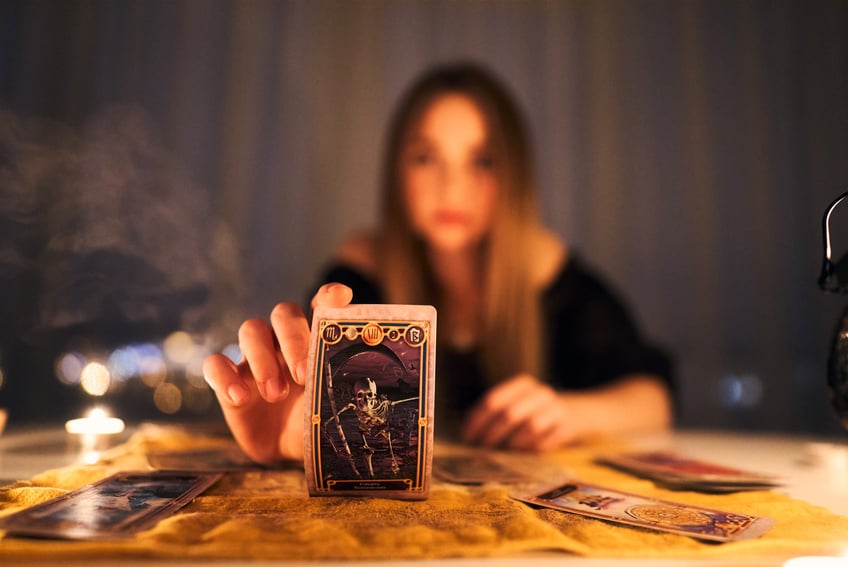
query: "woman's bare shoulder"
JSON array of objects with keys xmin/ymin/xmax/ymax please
[
  {"xmin": 334, "ymin": 228, "xmax": 379, "ymax": 276},
  {"xmin": 532, "ymin": 228, "xmax": 568, "ymax": 288}
]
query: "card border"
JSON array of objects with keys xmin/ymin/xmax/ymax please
[{"xmin": 304, "ymin": 304, "xmax": 436, "ymax": 500}]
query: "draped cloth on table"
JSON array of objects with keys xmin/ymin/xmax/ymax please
[{"xmin": 0, "ymin": 425, "xmax": 846, "ymax": 561}]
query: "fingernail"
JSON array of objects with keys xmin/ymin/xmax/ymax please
[
  {"xmin": 227, "ymin": 383, "xmax": 248, "ymax": 405},
  {"xmin": 327, "ymin": 282, "xmax": 349, "ymax": 295},
  {"xmin": 265, "ymin": 378, "xmax": 281, "ymax": 400}
]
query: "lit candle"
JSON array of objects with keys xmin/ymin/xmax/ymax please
[
  {"xmin": 65, "ymin": 408, "xmax": 125, "ymax": 464},
  {"xmin": 65, "ymin": 408, "xmax": 125, "ymax": 435}
]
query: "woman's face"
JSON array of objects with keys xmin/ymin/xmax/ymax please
[{"xmin": 401, "ymin": 94, "xmax": 498, "ymax": 254}]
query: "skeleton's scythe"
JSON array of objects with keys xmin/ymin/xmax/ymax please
[{"xmin": 324, "ymin": 355, "xmax": 361, "ymax": 478}]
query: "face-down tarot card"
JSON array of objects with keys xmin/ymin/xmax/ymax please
[{"xmin": 304, "ymin": 304, "xmax": 436, "ymax": 499}]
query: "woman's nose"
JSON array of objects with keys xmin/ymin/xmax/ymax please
[{"xmin": 439, "ymin": 163, "xmax": 471, "ymax": 201}]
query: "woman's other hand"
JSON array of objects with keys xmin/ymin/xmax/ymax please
[
  {"xmin": 461, "ymin": 374, "xmax": 577, "ymax": 451},
  {"xmin": 462, "ymin": 373, "xmax": 671, "ymax": 451}
]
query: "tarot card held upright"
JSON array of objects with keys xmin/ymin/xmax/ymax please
[{"xmin": 304, "ymin": 304, "xmax": 436, "ymax": 499}]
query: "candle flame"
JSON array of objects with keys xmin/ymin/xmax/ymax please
[{"xmin": 64, "ymin": 408, "xmax": 125, "ymax": 435}]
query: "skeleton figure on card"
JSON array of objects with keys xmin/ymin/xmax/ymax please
[{"xmin": 323, "ymin": 373, "xmax": 417, "ymax": 477}]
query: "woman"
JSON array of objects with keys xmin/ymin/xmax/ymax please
[{"xmin": 203, "ymin": 62, "xmax": 673, "ymax": 464}]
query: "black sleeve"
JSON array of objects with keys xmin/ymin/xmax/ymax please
[{"xmin": 543, "ymin": 256, "xmax": 675, "ymax": 394}]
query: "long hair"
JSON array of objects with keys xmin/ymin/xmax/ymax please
[{"xmin": 377, "ymin": 62, "xmax": 544, "ymax": 384}]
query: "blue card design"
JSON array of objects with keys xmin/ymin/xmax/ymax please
[{"xmin": 0, "ymin": 471, "xmax": 220, "ymax": 540}]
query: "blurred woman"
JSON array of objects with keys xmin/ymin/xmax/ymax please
[{"xmin": 203, "ymin": 62, "xmax": 673, "ymax": 463}]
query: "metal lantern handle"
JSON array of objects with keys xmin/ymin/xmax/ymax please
[{"xmin": 819, "ymin": 191, "xmax": 848, "ymax": 294}]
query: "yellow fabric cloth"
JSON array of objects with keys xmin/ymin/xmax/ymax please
[{"xmin": 0, "ymin": 425, "xmax": 846, "ymax": 562}]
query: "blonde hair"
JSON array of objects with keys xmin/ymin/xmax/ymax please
[{"xmin": 377, "ymin": 62, "xmax": 544, "ymax": 384}]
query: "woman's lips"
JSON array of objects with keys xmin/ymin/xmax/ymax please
[{"xmin": 434, "ymin": 211, "xmax": 469, "ymax": 224}]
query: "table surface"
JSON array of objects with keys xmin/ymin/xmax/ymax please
[{"xmin": 1, "ymin": 425, "xmax": 847, "ymax": 567}]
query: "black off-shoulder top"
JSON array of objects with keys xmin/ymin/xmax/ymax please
[{"xmin": 315, "ymin": 254, "xmax": 674, "ymax": 438}]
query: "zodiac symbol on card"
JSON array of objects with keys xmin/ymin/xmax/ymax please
[
  {"xmin": 405, "ymin": 324, "xmax": 426, "ymax": 347},
  {"xmin": 321, "ymin": 323, "xmax": 342, "ymax": 345},
  {"xmin": 361, "ymin": 323, "xmax": 383, "ymax": 346}
]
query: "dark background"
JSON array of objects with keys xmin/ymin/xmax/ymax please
[{"xmin": 0, "ymin": 0, "xmax": 846, "ymax": 435}]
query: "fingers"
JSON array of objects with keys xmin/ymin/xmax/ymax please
[
  {"xmin": 268, "ymin": 283, "xmax": 352, "ymax": 387},
  {"xmin": 205, "ymin": 287, "xmax": 356, "ymax": 465},
  {"xmin": 238, "ymin": 318, "xmax": 290, "ymax": 402},
  {"xmin": 203, "ymin": 353, "xmax": 250, "ymax": 407},
  {"xmin": 270, "ymin": 302, "xmax": 311, "ymax": 387},
  {"xmin": 462, "ymin": 375, "xmax": 570, "ymax": 450},
  {"xmin": 208, "ymin": 284, "xmax": 353, "ymax": 404},
  {"xmin": 311, "ymin": 283, "xmax": 354, "ymax": 310},
  {"xmin": 204, "ymin": 349, "xmax": 306, "ymax": 463},
  {"xmin": 461, "ymin": 389, "xmax": 515, "ymax": 447},
  {"xmin": 508, "ymin": 404, "xmax": 567, "ymax": 450},
  {"xmin": 462, "ymin": 375, "xmax": 536, "ymax": 444}
]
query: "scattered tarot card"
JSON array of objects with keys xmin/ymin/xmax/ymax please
[
  {"xmin": 434, "ymin": 454, "xmax": 531, "ymax": 485},
  {"xmin": 0, "ymin": 470, "xmax": 221, "ymax": 540},
  {"xmin": 147, "ymin": 446, "xmax": 258, "ymax": 472},
  {"xmin": 597, "ymin": 451, "xmax": 781, "ymax": 492},
  {"xmin": 304, "ymin": 304, "xmax": 436, "ymax": 499},
  {"xmin": 512, "ymin": 480, "xmax": 774, "ymax": 542}
]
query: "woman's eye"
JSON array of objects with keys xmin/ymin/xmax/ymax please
[
  {"xmin": 408, "ymin": 150, "xmax": 434, "ymax": 166},
  {"xmin": 473, "ymin": 153, "xmax": 495, "ymax": 170}
]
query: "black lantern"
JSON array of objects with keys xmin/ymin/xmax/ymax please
[{"xmin": 818, "ymin": 191, "xmax": 848, "ymax": 427}]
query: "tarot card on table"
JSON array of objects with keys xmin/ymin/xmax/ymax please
[
  {"xmin": 147, "ymin": 446, "xmax": 258, "ymax": 472},
  {"xmin": 304, "ymin": 304, "xmax": 436, "ymax": 499},
  {"xmin": 596, "ymin": 451, "xmax": 781, "ymax": 492},
  {"xmin": 0, "ymin": 471, "xmax": 221, "ymax": 540},
  {"xmin": 434, "ymin": 454, "xmax": 532, "ymax": 485},
  {"xmin": 512, "ymin": 480, "xmax": 774, "ymax": 542}
]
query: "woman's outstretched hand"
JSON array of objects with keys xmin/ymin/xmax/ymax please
[
  {"xmin": 461, "ymin": 373, "xmax": 672, "ymax": 451},
  {"xmin": 203, "ymin": 283, "xmax": 353, "ymax": 463},
  {"xmin": 461, "ymin": 374, "xmax": 577, "ymax": 451}
]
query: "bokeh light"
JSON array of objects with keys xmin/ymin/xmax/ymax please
[
  {"xmin": 136, "ymin": 344, "xmax": 168, "ymax": 388},
  {"xmin": 107, "ymin": 346, "xmax": 139, "ymax": 382},
  {"xmin": 719, "ymin": 373, "xmax": 763, "ymax": 408},
  {"xmin": 50, "ymin": 333, "xmax": 224, "ymax": 417},
  {"xmin": 222, "ymin": 343, "xmax": 242, "ymax": 364},
  {"xmin": 55, "ymin": 352, "xmax": 87, "ymax": 385},
  {"xmin": 80, "ymin": 362, "xmax": 111, "ymax": 396},
  {"xmin": 184, "ymin": 355, "xmax": 206, "ymax": 389},
  {"xmin": 163, "ymin": 331, "xmax": 197, "ymax": 365},
  {"xmin": 153, "ymin": 382, "xmax": 182, "ymax": 414}
]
